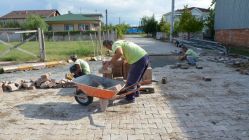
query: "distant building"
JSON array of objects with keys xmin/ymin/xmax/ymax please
[
  {"xmin": 0, "ymin": 10, "xmax": 60, "ymax": 25},
  {"xmin": 215, "ymin": 0, "xmax": 249, "ymax": 48},
  {"xmin": 163, "ymin": 7, "xmax": 209, "ymax": 24},
  {"xmin": 45, "ymin": 12, "xmax": 102, "ymax": 31}
]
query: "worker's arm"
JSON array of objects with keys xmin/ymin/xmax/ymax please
[
  {"xmin": 180, "ymin": 55, "xmax": 186, "ymax": 60},
  {"xmin": 104, "ymin": 47, "xmax": 123, "ymax": 68}
]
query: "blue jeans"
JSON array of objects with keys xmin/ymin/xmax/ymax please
[
  {"xmin": 186, "ymin": 56, "xmax": 197, "ymax": 65},
  {"xmin": 125, "ymin": 55, "xmax": 149, "ymax": 101}
]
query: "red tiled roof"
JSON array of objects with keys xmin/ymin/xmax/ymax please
[
  {"xmin": 176, "ymin": 7, "xmax": 210, "ymax": 13},
  {"xmin": 0, "ymin": 10, "xmax": 60, "ymax": 19}
]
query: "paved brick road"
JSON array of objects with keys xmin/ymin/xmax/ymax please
[{"xmin": 0, "ymin": 36, "xmax": 249, "ymax": 140}]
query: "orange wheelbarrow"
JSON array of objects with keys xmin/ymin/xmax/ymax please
[{"xmin": 72, "ymin": 74, "xmax": 139, "ymax": 106}]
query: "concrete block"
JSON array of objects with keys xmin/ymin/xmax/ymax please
[
  {"xmin": 22, "ymin": 82, "xmax": 33, "ymax": 88},
  {"xmin": 41, "ymin": 73, "xmax": 51, "ymax": 81},
  {"xmin": 35, "ymin": 78, "xmax": 43, "ymax": 87},
  {"xmin": 2, "ymin": 82, "xmax": 8, "ymax": 91},
  {"xmin": 40, "ymin": 81, "xmax": 51, "ymax": 89},
  {"xmin": 112, "ymin": 59, "xmax": 123, "ymax": 77},
  {"xmin": 28, "ymin": 86, "xmax": 36, "ymax": 90},
  {"xmin": 6, "ymin": 83, "xmax": 19, "ymax": 92},
  {"xmin": 48, "ymin": 81, "xmax": 57, "ymax": 88},
  {"xmin": 142, "ymin": 67, "xmax": 152, "ymax": 84}
]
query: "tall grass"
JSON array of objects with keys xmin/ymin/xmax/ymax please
[{"xmin": 0, "ymin": 41, "xmax": 96, "ymax": 62}]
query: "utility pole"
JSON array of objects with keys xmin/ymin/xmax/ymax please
[
  {"xmin": 105, "ymin": 9, "xmax": 108, "ymax": 30},
  {"xmin": 170, "ymin": 0, "xmax": 175, "ymax": 43},
  {"xmin": 119, "ymin": 17, "xmax": 121, "ymax": 25}
]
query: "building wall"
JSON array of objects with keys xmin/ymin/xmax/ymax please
[
  {"xmin": 216, "ymin": 29, "xmax": 249, "ymax": 48},
  {"xmin": 215, "ymin": 0, "xmax": 249, "ymax": 48},
  {"xmin": 164, "ymin": 8, "xmax": 207, "ymax": 23},
  {"xmin": 215, "ymin": 0, "xmax": 249, "ymax": 30},
  {"xmin": 48, "ymin": 21, "xmax": 100, "ymax": 31}
]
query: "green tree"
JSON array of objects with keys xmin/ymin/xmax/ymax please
[
  {"xmin": 178, "ymin": 6, "xmax": 204, "ymax": 39},
  {"xmin": 159, "ymin": 16, "xmax": 170, "ymax": 34},
  {"xmin": 205, "ymin": 8, "xmax": 215, "ymax": 40},
  {"xmin": 101, "ymin": 23, "xmax": 115, "ymax": 31},
  {"xmin": 140, "ymin": 15, "xmax": 158, "ymax": 36},
  {"xmin": 115, "ymin": 23, "xmax": 129, "ymax": 39},
  {"xmin": 22, "ymin": 14, "xmax": 48, "ymax": 31}
]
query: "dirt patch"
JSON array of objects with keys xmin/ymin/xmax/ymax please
[
  {"xmin": 0, "ymin": 112, "xmax": 10, "ymax": 118},
  {"xmin": 7, "ymin": 119, "xmax": 18, "ymax": 123},
  {"xmin": 24, "ymin": 94, "xmax": 44, "ymax": 101}
]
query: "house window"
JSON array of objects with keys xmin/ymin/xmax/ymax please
[
  {"xmin": 64, "ymin": 24, "xmax": 74, "ymax": 31},
  {"xmin": 48, "ymin": 26, "xmax": 52, "ymax": 31},
  {"xmin": 78, "ymin": 24, "xmax": 90, "ymax": 31}
]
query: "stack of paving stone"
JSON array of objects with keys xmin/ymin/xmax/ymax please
[{"xmin": 1, "ymin": 73, "xmax": 75, "ymax": 92}]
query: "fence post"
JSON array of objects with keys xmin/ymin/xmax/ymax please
[
  {"xmin": 6, "ymin": 32, "xmax": 10, "ymax": 42},
  {"xmin": 38, "ymin": 28, "xmax": 46, "ymax": 62},
  {"xmin": 98, "ymin": 28, "xmax": 102, "ymax": 58},
  {"xmin": 107, "ymin": 30, "xmax": 110, "ymax": 40},
  {"xmin": 94, "ymin": 32, "xmax": 99, "ymax": 57},
  {"xmin": 41, "ymin": 29, "xmax": 46, "ymax": 61},
  {"xmin": 52, "ymin": 31, "xmax": 55, "ymax": 41},
  {"xmin": 68, "ymin": 31, "xmax": 70, "ymax": 41}
]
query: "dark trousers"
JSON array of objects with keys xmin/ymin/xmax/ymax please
[{"xmin": 126, "ymin": 55, "xmax": 149, "ymax": 100}]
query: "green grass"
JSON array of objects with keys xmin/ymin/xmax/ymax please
[
  {"xmin": 229, "ymin": 47, "xmax": 249, "ymax": 57},
  {"xmin": 0, "ymin": 41, "xmax": 99, "ymax": 62}
]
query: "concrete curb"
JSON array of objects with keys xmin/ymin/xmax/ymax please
[{"xmin": 1, "ymin": 61, "xmax": 66, "ymax": 73}]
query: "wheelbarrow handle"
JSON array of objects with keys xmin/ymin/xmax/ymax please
[
  {"xmin": 119, "ymin": 82, "xmax": 140, "ymax": 93},
  {"xmin": 112, "ymin": 88, "xmax": 140, "ymax": 100}
]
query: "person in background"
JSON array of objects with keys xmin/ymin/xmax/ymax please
[
  {"xmin": 103, "ymin": 40, "xmax": 149, "ymax": 103},
  {"xmin": 179, "ymin": 46, "xmax": 199, "ymax": 65},
  {"xmin": 70, "ymin": 55, "xmax": 90, "ymax": 78}
]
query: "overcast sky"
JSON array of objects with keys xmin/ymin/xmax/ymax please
[{"xmin": 0, "ymin": 0, "xmax": 212, "ymax": 26}]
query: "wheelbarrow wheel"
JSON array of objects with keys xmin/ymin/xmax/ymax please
[{"xmin": 75, "ymin": 90, "xmax": 93, "ymax": 106}]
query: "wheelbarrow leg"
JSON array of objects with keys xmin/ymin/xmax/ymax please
[{"xmin": 99, "ymin": 99, "xmax": 109, "ymax": 112}]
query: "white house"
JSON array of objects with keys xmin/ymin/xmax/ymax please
[{"xmin": 164, "ymin": 7, "xmax": 209, "ymax": 24}]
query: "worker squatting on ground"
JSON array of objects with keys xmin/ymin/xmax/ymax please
[
  {"xmin": 70, "ymin": 55, "xmax": 91, "ymax": 78},
  {"xmin": 179, "ymin": 46, "xmax": 199, "ymax": 66},
  {"xmin": 103, "ymin": 40, "xmax": 149, "ymax": 103}
]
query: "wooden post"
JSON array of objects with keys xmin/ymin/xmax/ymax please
[
  {"xmin": 38, "ymin": 28, "xmax": 43, "ymax": 61},
  {"xmin": 6, "ymin": 32, "xmax": 9, "ymax": 42},
  {"xmin": 68, "ymin": 31, "xmax": 70, "ymax": 41},
  {"xmin": 80, "ymin": 31, "xmax": 82, "ymax": 40},
  {"xmin": 98, "ymin": 24, "xmax": 102, "ymax": 58},
  {"xmin": 52, "ymin": 31, "xmax": 55, "ymax": 41},
  {"xmin": 107, "ymin": 30, "xmax": 110, "ymax": 40},
  {"xmin": 94, "ymin": 32, "xmax": 99, "ymax": 57},
  {"xmin": 90, "ymin": 33, "xmax": 96, "ymax": 57},
  {"xmin": 38, "ymin": 28, "xmax": 46, "ymax": 62},
  {"xmin": 41, "ymin": 29, "xmax": 46, "ymax": 61}
]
